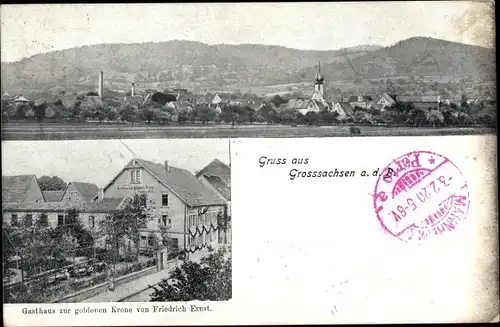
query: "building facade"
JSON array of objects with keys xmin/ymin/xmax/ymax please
[
  {"xmin": 98, "ymin": 158, "xmax": 228, "ymax": 254},
  {"xmin": 2, "ymin": 158, "xmax": 229, "ymax": 258}
]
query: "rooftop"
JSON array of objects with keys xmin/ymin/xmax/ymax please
[
  {"xmin": 131, "ymin": 159, "xmax": 226, "ymax": 207},
  {"xmin": 2, "ymin": 175, "xmax": 37, "ymax": 204},
  {"xmin": 69, "ymin": 182, "xmax": 99, "ymax": 202},
  {"xmin": 196, "ymin": 159, "xmax": 231, "ymax": 185},
  {"xmin": 42, "ymin": 190, "xmax": 64, "ymax": 202}
]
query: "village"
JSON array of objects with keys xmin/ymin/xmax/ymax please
[
  {"xmin": 1, "ymin": 64, "xmax": 496, "ymax": 129},
  {"xmin": 2, "ymin": 157, "xmax": 232, "ymax": 303}
]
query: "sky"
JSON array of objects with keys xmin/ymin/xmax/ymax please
[
  {"xmin": 1, "ymin": 139, "xmax": 230, "ymax": 188},
  {"xmin": 0, "ymin": 2, "xmax": 495, "ymax": 63}
]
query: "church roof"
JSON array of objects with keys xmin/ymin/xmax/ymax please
[{"xmin": 286, "ymin": 98, "xmax": 311, "ymax": 110}]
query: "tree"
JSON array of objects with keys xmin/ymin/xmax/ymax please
[
  {"xmin": 34, "ymin": 103, "xmax": 47, "ymax": 122},
  {"xmin": 119, "ymin": 105, "xmax": 139, "ymax": 124},
  {"xmin": 38, "ymin": 176, "xmax": 67, "ymax": 191},
  {"xmin": 16, "ymin": 104, "xmax": 32, "ymax": 119},
  {"xmin": 318, "ymin": 111, "xmax": 339, "ymax": 125},
  {"xmin": 5, "ymin": 213, "xmax": 58, "ymax": 294},
  {"xmin": 258, "ymin": 105, "xmax": 278, "ymax": 125},
  {"xmin": 270, "ymin": 94, "xmax": 286, "ymax": 107},
  {"xmin": 177, "ymin": 109, "xmax": 189, "ymax": 125},
  {"xmin": 141, "ymin": 107, "xmax": 161, "ymax": 124},
  {"xmin": 195, "ymin": 105, "xmax": 217, "ymax": 124},
  {"xmin": 99, "ymin": 194, "xmax": 156, "ymax": 271},
  {"xmin": 304, "ymin": 111, "xmax": 319, "ymax": 126},
  {"xmin": 219, "ymin": 106, "xmax": 239, "ymax": 126},
  {"xmin": 149, "ymin": 246, "xmax": 232, "ymax": 301}
]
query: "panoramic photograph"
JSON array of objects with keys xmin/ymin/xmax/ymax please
[
  {"xmin": 0, "ymin": 2, "xmax": 496, "ymax": 140},
  {"xmin": 2, "ymin": 139, "xmax": 232, "ymax": 303}
]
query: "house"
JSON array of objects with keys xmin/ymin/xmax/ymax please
[
  {"xmin": 244, "ymin": 98, "xmax": 264, "ymax": 111},
  {"xmin": 331, "ymin": 103, "xmax": 354, "ymax": 120},
  {"xmin": 345, "ymin": 95, "xmax": 373, "ymax": 109},
  {"xmin": 2, "ymin": 175, "xmax": 85, "ymax": 229},
  {"xmin": 286, "ymin": 98, "xmax": 321, "ymax": 115},
  {"xmin": 211, "ymin": 94, "xmax": 223, "ymax": 105},
  {"xmin": 196, "ymin": 159, "xmax": 231, "ymax": 216},
  {"xmin": 2, "ymin": 175, "xmax": 45, "ymax": 205},
  {"xmin": 375, "ymin": 93, "xmax": 397, "ymax": 110},
  {"xmin": 228, "ymin": 99, "xmax": 244, "ymax": 106},
  {"xmin": 98, "ymin": 159, "xmax": 229, "ymax": 253},
  {"xmin": 61, "ymin": 181, "xmax": 99, "ymax": 206},
  {"xmin": 2, "ymin": 193, "xmax": 125, "ymax": 238},
  {"xmin": 13, "ymin": 95, "xmax": 30, "ymax": 106}
]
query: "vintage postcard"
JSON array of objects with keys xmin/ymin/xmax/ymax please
[
  {"xmin": 0, "ymin": 2, "xmax": 496, "ymax": 140},
  {"xmin": 1, "ymin": 1, "xmax": 498, "ymax": 326}
]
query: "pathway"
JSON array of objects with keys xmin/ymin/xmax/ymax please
[
  {"xmin": 82, "ymin": 261, "xmax": 181, "ymax": 303},
  {"xmin": 82, "ymin": 249, "xmax": 210, "ymax": 303}
]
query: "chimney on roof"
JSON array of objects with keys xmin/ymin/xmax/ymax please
[
  {"xmin": 131, "ymin": 83, "xmax": 136, "ymax": 97},
  {"xmin": 98, "ymin": 188, "xmax": 104, "ymax": 201},
  {"xmin": 98, "ymin": 71, "xmax": 104, "ymax": 100},
  {"xmin": 165, "ymin": 161, "xmax": 170, "ymax": 173}
]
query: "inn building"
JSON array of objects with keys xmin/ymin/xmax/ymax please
[
  {"xmin": 2, "ymin": 158, "xmax": 230, "ymax": 261},
  {"xmin": 98, "ymin": 158, "xmax": 229, "ymax": 253}
]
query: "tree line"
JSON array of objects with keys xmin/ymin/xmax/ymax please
[{"xmin": 1, "ymin": 95, "xmax": 496, "ymax": 128}]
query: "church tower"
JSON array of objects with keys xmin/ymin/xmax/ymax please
[{"xmin": 314, "ymin": 62, "xmax": 325, "ymax": 96}]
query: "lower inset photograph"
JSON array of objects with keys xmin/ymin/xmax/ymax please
[{"xmin": 2, "ymin": 138, "xmax": 232, "ymax": 303}]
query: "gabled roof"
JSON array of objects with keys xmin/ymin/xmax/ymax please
[
  {"xmin": 313, "ymin": 100, "xmax": 329, "ymax": 111},
  {"xmin": 203, "ymin": 175, "xmax": 231, "ymax": 201},
  {"xmin": 105, "ymin": 159, "xmax": 226, "ymax": 207},
  {"xmin": 2, "ymin": 175, "xmax": 38, "ymax": 204},
  {"xmin": 286, "ymin": 98, "xmax": 311, "ymax": 110},
  {"xmin": 13, "ymin": 96, "xmax": 30, "ymax": 103},
  {"xmin": 196, "ymin": 159, "xmax": 231, "ymax": 185},
  {"xmin": 339, "ymin": 103, "xmax": 354, "ymax": 116},
  {"xmin": 43, "ymin": 190, "xmax": 64, "ymax": 202},
  {"xmin": 83, "ymin": 198, "xmax": 127, "ymax": 213},
  {"xmin": 69, "ymin": 182, "xmax": 99, "ymax": 202},
  {"xmin": 3, "ymin": 197, "xmax": 126, "ymax": 213}
]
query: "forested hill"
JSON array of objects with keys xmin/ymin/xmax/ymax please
[{"xmin": 1, "ymin": 37, "xmax": 494, "ymax": 93}]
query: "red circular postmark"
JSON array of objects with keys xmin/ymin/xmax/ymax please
[{"xmin": 373, "ymin": 151, "xmax": 470, "ymax": 243}]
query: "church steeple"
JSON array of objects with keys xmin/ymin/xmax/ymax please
[{"xmin": 314, "ymin": 61, "xmax": 325, "ymax": 96}]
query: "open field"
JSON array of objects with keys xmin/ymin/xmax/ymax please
[{"xmin": 1, "ymin": 122, "xmax": 495, "ymax": 140}]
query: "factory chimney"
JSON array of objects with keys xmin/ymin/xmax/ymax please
[
  {"xmin": 98, "ymin": 71, "xmax": 104, "ymax": 100},
  {"xmin": 131, "ymin": 82, "xmax": 136, "ymax": 97}
]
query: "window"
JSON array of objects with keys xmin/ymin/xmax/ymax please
[
  {"xmin": 89, "ymin": 216, "xmax": 95, "ymax": 229},
  {"xmin": 57, "ymin": 214, "xmax": 64, "ymax": 226},
  {"xmin": 161, "ymin": 194, "xmax": 169, "ymax": 207},
  {"xmin": 161, "ymin": 215, "xmax": 168, "ymax": 227},
  {"xmin": 39, "ymin": 213, "xmax": 48, "ymax": 227},
  {"xmin": 147, "ymin": 236, "xmax": 155, "ymax": 247},
  {"xmin": 24, "ymin": 214, "xmax": 33, "ymax": 227},
  {"xmin": 11, "ymin": 214, "xmax": 18, "ymax": 226},
  {"xmin": 189, "ymin": 214, "xmax": 196, "ymax": 227},
  {"xmin": 130, "ymin": 169, "xmax": 141, "ymax": 184}
]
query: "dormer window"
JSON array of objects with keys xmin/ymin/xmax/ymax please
[{"xmin": 131, "ymin": 169, "xmax": 141, "ymax": 184}]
